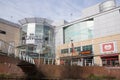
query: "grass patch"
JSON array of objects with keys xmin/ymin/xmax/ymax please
[{"xmin": 87, "ymin": 74, "xmax": 117, "ymax": 80}]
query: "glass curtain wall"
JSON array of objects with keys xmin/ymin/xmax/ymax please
[
  {"xmin": 20, "ymin": 24, "xmax": 54, "ymax": 58},
  {"xmin": 43, "ymin": 26, "xmax": 54, "ymax": 57},
  {"xmin": 63, "ymin": 19, "xmax": 94, "ymax": 43}
]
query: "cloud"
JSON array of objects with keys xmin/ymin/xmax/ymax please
[{"xmin": 0, "ymin": 0, "xmax": 119, "ymax": 23}]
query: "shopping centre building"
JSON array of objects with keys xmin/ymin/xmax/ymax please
[
  {"xmin": 55, "ymin": 0, "xmax": 120, "ymax": 66},
  {"xmin": 0, "ymin": 18, "xmax": 21, "ymax": 57},
  {"xmin": 18, "ymin": 18, "xmax": 55, "ymax": 60}
]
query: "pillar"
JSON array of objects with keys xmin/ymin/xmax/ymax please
[
  {"xmin": 94, "ymin": 56, "xmax": 102, "ymax": 66},
  {"xmin": 81, "ymin": 58, "xmax": 83, "ymax": 66},
  {"xmin": 118, "ymin": 54, "xmax": 120, "ymax": 65},
  {"xmin": 71, "ymin": 59, "xmax": 72, "ymax": 66},
  {"xmin": 52, "ymin": 59, "xmax": 54, "ymax": 65},
  {"xmin": 48, "ymin": 59, "xmax": 50, "ymax": 65},
  {"xmin": 85, "ymin": 59, "xmax": 86, "ymax": 66},
  {"xmin": 92, "ymin": 59, "xmax": 94, "ymax": 66},
  {"xmin": 44, "ymin": 58, "xmax": 46, "ymax": 64}
]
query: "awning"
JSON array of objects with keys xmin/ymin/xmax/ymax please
[
  {"xmin": 16, "ymin": 44, "xmax": 37, "ymax": 49},
  {"xmin": 60, "ymin": 54, "xmax": 94, "ymax": 59},
  {"xmin": 100, "ymin": 53, "xmax": 119, "ymax": 58}
]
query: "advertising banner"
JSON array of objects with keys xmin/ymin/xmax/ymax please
[{"xmin": 100, "ymin": 41, "xmax": 117, "ymax": 53}]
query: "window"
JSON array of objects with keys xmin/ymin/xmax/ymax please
[
  {"xmin": 22, "ymin": 25, "xmax": 27, "ymax": 33},
  {"xmin": 63, "ymin": 19, "xmax": 94, "ymax": 43},
  {"xmin": 0, "ymin": 30, "xmax": 6, "ymax": 34},
  {"xmin": 82, "ymin": 45, "xmax": 92, "ymax": 51},
  {"xmin": 35, "ymin": 24, "xmax": 43, "ymax": 36},
  {"xmin": 75, "ymin": 47, "xmax": 81, "ymax": 52},
  {"xmin": 70, "ymin": 47, "xmax": 81, "ymax": 52},
  {"xmin": 61, "ymin": 49, "xmax": 68, "ymax": 54}
]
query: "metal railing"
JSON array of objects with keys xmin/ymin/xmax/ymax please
[
  {"xmin": 0, "ymin": 39, "xmax": 15, "ymax": 56},
  {"xmin": 0, "ymin": 39, "xmax": 35, "ymax": 64},
  {"xmin": 18, "ymin": 53, "xmax": 35, "ymax": 64}
]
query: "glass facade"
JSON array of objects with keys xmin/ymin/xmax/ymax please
[
  {"xmin": 22, "ymin": 24, "xmax": 28, "ymax": 33},
  {"xmin": 82, "ymin": 45, "xmax": 92, "ymax": 51},
  {"xmin": 61, "ymin": 46, "xmax": 81, "ymax": 54},
  {"xmin": 61, "ymin": 49, "xmax": 68, "ymax": 54},
  {"xmin": 19, "ymin": 18, "xmax": 54, "ymax": 59},
  {"xmin": 63, "ymin": 19, "xmax": 94, "ymax": 43}
]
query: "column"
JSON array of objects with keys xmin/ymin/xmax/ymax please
[
  {"xmin": 48, "ymin": 59, "xmax": 50, "ymax": 65},
  {"xmin": 52, "ymin": 59, "xmax": 54, "ymax": 65},
  {"xmin": 118, "ymin": 54, "xmax": 120, "ymax": 65},
  {"xmin": 92, "ymin": 58, "xmax": 94, "ymax": 66},
  {"xmin": 77, "ymin": 59, "xmax": 80, "ymax": 66},
  {"xmin": 81, "ymin": 58, "xmax": 83, "ymax": 66},
  {"xmin": 94, "ymin": 56, "xmax": 102, "ymax": 66},
  {"xmin": 44, "ymin": 58, "xmax": 46, "ymax": 64},
  {"xmin": 85, "ymin": 59, "xmax": 86, "ymax": 66},
  {"xmin": 71, "ymin": 59, "xmax": 72, "ymax": 66}
]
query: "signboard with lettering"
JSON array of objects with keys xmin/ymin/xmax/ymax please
[
  {"xmin": 80, "ymin": 50, "xmax": 91, "ymax": 55},
  {"xmin": 100, "ymin": 41, "xmax": 117, "ymax": 53}
]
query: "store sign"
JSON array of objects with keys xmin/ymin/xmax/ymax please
[
  {"xmin": 26, "ymin": 33, "xmax": 43, "ymax": 44},
  {"xmin": 100, "ymin": 42, "xmax": 117, "ymax": 53},
  {"xmin": 80, "ymin": 50, "xmax": 91, "ymax": 55}
]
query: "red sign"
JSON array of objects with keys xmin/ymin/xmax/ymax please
[
  {"xmin": 101, "ymin": 42, "xmax": 116, "ymax": 53},
  {"xmin": 81, "ymin": 50, "xmax": 91, "ymax": 54}
]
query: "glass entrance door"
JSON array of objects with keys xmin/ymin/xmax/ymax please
[{"xmin": 102, "ymin": 56, "xmax": 119, "ymax": 67}]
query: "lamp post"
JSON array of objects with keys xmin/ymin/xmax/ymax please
[
  {"xmin": 38, "ymin": 42, "xmax": 42, "ymax": 66},
  {"xmin": 37, "ymin": 35, "xmax": 43, "ymax": 67},
  {"xmin": 71, "ymin": 40, "xmax": 73, "ymax": 66}
]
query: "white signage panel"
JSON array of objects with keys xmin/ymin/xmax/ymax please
[
  {"xmin": 100, "ymin": 41, "xmax": 117, "ymax": 54},
  {"xmin": 26, "ymin": 23, "xmax": 35, "ymax": 44}
]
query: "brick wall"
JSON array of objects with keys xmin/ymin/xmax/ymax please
[
  {"xmin": 0, "ymin": 55, "xmax": 24, "ymax": 77},
  {"xmin": 38, "ymin": 65, "xmax": 120, "ymax": 79},
  {"xmin": 0, "ymin": 55, "xmax": 120, "ymax": 79}
]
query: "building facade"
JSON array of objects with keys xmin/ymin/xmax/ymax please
[
  {"xmin": 55, "ymin": 0, "xmax": 120, "ymax": 66},
  {"xmin": 19, "ymin": 18, "xmax": 55, "ymax": 60},
  {"xmin": 0, "ymin": 18, "xmax": 21, "ymax": 57}
]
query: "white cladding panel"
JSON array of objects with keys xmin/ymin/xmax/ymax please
[
  {"xmin": 94, "ymin": 10, "xmax": 120, "ymax": 38},
  {"xmin": 81, "ymin": 4, "xmax": 100, "ymax": 18},
  {"xmin": 26, "ymin": 23, "xmax": 36, "ymax": 44},
  {"xmin": 55, "ymin": 27, "xmax": 63, "ymax": 47}
]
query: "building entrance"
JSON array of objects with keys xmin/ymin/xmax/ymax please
[
  {"xmin": 82, "ymin": 57, "xmax": 93, "ymax": 66},
  {"xmin": 101, "ymin": 55, "xmax": 119, "ymax": 66}
]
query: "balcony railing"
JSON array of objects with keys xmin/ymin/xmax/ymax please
[{"xmin": 0, "ymin": 39, "xmax": 35, "ymax": 64}]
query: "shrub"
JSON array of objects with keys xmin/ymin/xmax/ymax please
[{"xmin": 87, "ymin": 74, "xmax": 117, "ymax": 80}]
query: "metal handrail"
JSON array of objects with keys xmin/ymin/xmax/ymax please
[
  {"xmin": 18, "ymin": 53, "xmax": 35, "ymax": 64},
  {"xmin": 0, "ymin": 40, "xmax": 35, "ymax": 64}
]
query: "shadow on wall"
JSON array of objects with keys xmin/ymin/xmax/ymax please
[{"xmin": 17, "ymin": 61, "xmax": 45, "ymax": 80}]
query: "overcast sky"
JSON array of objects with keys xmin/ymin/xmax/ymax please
[{"xmin": 0, "ymin": 0, "xmax": 120, "ymax": 23}]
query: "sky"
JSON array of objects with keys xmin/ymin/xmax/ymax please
[{"xmin": 0, "ymin": 0, "xmax": 120, "ymax": 23}]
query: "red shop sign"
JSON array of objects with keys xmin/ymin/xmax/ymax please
[{"xmin": 100, "ymin": 42, "xmax": 116, "ymax": 53}]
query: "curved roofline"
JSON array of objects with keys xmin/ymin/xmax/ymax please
[{"xmin": 19, "ymin": 17, "xmax": 53, "ymax": 25}]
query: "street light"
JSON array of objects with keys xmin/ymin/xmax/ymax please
[
  {"xmin": 71, "ymin": 39, "xmax": 73, "ymax": 66},
  {"xmin": 37, "ymin": 36, "xmax": 48, "ymax": 66},
  {"xmin": 36, "ymin": 35, "xmax": 43, "ymax": 67}
]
